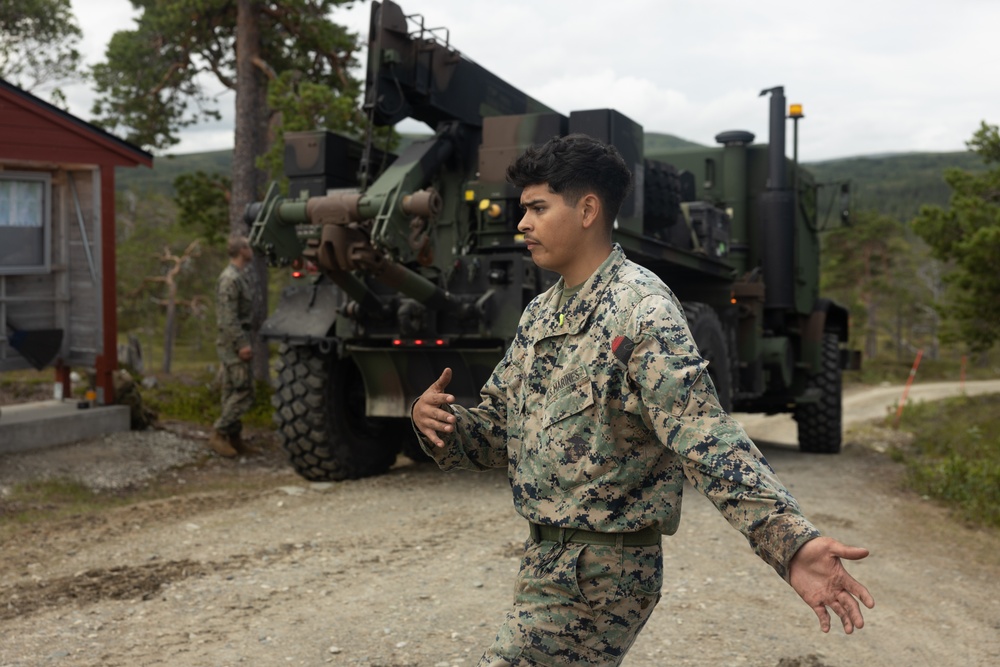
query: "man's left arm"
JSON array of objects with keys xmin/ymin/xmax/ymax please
[
  {"xmin": 627, "ymin": 310, "xmax": 873, "ymax": 631},
  {"xmin": 629, "ymin": 328, "xmax": 816, "ymax": 572}
]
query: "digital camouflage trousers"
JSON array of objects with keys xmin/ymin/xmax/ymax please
[
  {"xmin": 479, "ymin": 537, "xmax": 663, "ymax": 666},
  {"xmin": 213, "ymin": 358, "xmax": 254, "ymax": 435}
]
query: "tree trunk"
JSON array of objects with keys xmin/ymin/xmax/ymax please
[
  {"xmin": 163, "ymin": 298, "xmax": 176, "ymax": 375},
  {"xmin": 234, "ymin": 0, "xmax": 270, "ymax": 381},
  {"xmin": 865, "ymin": 299, "xmax": 878, "ymax": 361},
  {"xmin": 895, "ymin": 305, "xmax": 903, "ymax": 362}
]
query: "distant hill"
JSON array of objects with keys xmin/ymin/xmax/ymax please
[
  {"xmin": 805, "ymin": 151, "xmax": 986, "ymax": 222},
  {"xmin": 116, "ymin": 149, "xmax": 232, "ymax": 199},
  {"xmin": 117, "ymin": 139, "xmax": 984, "ymax": 223},
  {"xmin": 645, "ymin": 132, "xmax": 705, "ymax": 151}
]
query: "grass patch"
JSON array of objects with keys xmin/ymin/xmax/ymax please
[
  {"xmin": 846, "ymin": 354, "xmax": 999, "ymax": 386},
  {"xmin": 142, "ymin": 369, "xmax": 273, "ymax": 429},
  {"xmin": 0, "ymin": 478, "xmax": 131, "ymax": 526},
  {"xmin": 893, "ymin": 392, "xmax": 1000, "ymax": 528}
]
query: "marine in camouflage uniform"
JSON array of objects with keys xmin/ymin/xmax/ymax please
[
  {"xmin": 412, "ymin": 135, "xmax": 873, "ymax": 665},
  {"xmin": 211, "ymin": 234, "xmax": 256, "ymax": 457}
]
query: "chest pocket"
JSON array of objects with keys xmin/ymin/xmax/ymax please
[{"xmin": 543, "ymin": 366, "xmax": 594, "ymax": 428}]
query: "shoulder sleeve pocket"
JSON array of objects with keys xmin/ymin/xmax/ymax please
[{"xmin": 630, "ymin": 345, "xmax": 708, "ymax": 418}]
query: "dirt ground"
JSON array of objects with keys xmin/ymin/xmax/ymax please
[{"xmin": 1, "ymin": 383, "xmax": 999, "ymax": 667}]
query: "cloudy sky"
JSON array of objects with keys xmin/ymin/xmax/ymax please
[{"xmin": 64, "ymin": 0, "xmax": 1000, "ymax": 162}]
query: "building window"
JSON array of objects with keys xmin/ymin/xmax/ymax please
[{"xmin": 0, "ymin": 171, "xmax": 50, "ymax": 274}]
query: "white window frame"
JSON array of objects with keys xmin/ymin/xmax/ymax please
[{"xmin": 0, "ymin": 170, "xmax": 51, "ymax": 274}]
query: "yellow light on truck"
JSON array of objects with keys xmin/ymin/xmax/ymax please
[
  {"xmin": 789, "ymin": 103, "xmax": 804, "ymax": 118},
  {"xmin": 478, "ymin": 199, "xmax": 503, "ymax": 218},
  {"xmin": 465, "ymin": 190, "xmax": 475, "ymax": 201}
]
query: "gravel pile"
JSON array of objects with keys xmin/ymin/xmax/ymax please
[{"xmin": 0, "ymin": 429, "xmax": 208, "ymax": 493}]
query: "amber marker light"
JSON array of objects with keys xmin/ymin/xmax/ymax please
[{"xmin": 789, "ymin": 103, "xmax": 804, "ymax": 118}]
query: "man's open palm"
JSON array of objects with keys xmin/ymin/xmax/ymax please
[{"xmin": 789, "ymin": 536, "xmax": 875, "ymax": 634}]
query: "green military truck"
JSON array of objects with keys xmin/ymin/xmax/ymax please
[{"xmin": 248, "ymin": 0, "xmax": 857, "ymax": 481}]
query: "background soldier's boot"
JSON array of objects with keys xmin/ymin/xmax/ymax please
[
  {"xmin": 208, "ymin": 430, "xmax": 238, "ymax": 458},
  {"xmin": 230, "ymin": 431, "xmax": 258, "ymax": 455}
]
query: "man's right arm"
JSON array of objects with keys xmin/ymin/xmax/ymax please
[{"xmin": 411, "ymin": 351, "xmax": 518, "ymax": 472}]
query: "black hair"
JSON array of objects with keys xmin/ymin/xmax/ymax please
[{"xmin": 505, "ymin": 133, "xmax": 634, "ymax": 228}]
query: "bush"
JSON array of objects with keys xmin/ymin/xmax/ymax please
[
  {"xmin": 144, "ymin": 370, "xmax": 273, "ymax": 429},
  {"xmin": 893, "ymin": 393, "xmax": 1000, "ymax": 528}
]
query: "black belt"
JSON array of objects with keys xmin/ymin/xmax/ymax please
[{"xmin": 529, "ymin": 522, "xmax": 661, "ymax": 547}]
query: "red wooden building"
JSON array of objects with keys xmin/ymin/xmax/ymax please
[{"xmin": 0, "ymin": 77, "xmax": 152, "ymax": 404}]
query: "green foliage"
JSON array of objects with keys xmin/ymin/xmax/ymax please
[
  {"xmin": 143, "ymin": 370, "xmax": 273, "ymax": 429},
  {"xmin": 116, "ymin": 151, "xmax": 233, "ymax": 198},
  {"xmin": 893, "ymin": 393, "xmax": 1000, "ymax": 528},
  {"xmin": 0, "ymin": 0, "xmax": 83, "ymax": 106},
  {"xmin": 115, "ymin": 189, "xmax": 223, "ymax": 367},
  {"xmin": 90, "ymin": 0, "xmax": 363, "ymax": 152},
  {"xmin": 258, "ymin": 69, "xmax": 363, "ymax": 185},
  {"xmin": 821, "ymin": 209, "xmax": 937, "ymax": 359},
  {"xmin": 912, "ymin": 122, "xmax": 1000, "ymax": 352},
  {"xmin": 808, "ymin": 151, "xmax": 987, "ymax": 223},
  {"xmin": 173, "ymin": 170, "xmax": 232, "ymax": 247},
  {"xmin": 115, "ymin": 178, "xmax": 303, "ymax": 373}
]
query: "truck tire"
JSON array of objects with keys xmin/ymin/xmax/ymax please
[
  {"xmin": 272, "ymin": 344, "xmax": 401, "ymax": 481},
  {"xmin": 682, "ymin": 302, "xmax": 733, "ymax": 412},
  {"xmin": 794, "ymin": 333, "xmax": 843, "ymax": 454}
]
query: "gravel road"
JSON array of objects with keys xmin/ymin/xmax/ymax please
[{"xmin": 1, "ymin": 381, "xmax": 998, "ymax": 667}]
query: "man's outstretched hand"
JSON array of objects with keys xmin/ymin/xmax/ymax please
[
  {"xmin": 412, "ymin": 368, "xmax": 456, "ymax": 448},
  {"xmin": 789, "ymin": 536, "xmax": 875, "ymax": 634}
]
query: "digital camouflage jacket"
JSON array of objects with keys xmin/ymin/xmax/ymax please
[
  {"xmin": 215, "ymin": 262, "xmax": 253, "ymax": 363},
  {"xmin": 418, "ymin": 244, "xmax": 820, "ymax": 580}
]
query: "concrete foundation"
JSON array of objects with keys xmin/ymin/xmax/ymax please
[{"xmin": 0, "ymin": 400, "xmax": 130, "ymax": 454}]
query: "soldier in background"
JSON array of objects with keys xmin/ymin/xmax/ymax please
[
  {"xmin": 412, "ymin": 134, "xmax": 874, "ymax": 665},
  {"xmin": 209, "ymin": 232, "xmax": 256, "ymax": 458}
]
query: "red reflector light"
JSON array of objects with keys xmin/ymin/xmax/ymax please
[
  {"xmin": 392, "ymin": 338, "xmax": 449, "ymax": 347},
  {"xmin": 292, "ymin": 271, "xmax": 303, "ymax": 279}
]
